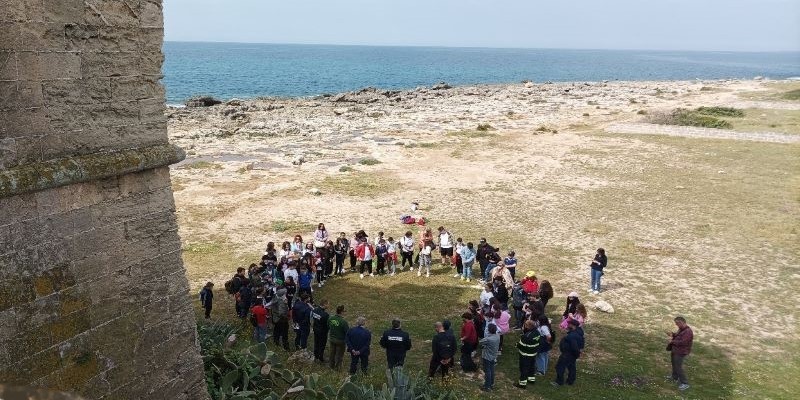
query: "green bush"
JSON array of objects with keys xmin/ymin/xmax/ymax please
[
  {"xmin": 781, "ymin": 89, "xmax": 800, "ymax": 100},
  {"xmin": 476, "ymin": 123, "xmax": 493, "ymax": 131},
  {"xmin": 359, "ymin": 158, "xmax": 381, "ymax": 166},
  {"xmin": 695, "ymin": 106, "xmax": 745, "ymax": 117},
  {"xmin": 339, "ymin": 165, "xmax": 355, "ymax": 172},
  {"xmin": 651, "ymin": 108, "xmax": 733, "ymax": 129}
]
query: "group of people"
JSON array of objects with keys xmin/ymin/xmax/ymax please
[{"xmin": 197, "ymin": 223, "xmax": 694, "ymax": 392}]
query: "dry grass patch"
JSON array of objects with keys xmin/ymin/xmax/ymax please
[{"xmin": 318, "ymin": 171, "xmax": 400, "ymax": 197}]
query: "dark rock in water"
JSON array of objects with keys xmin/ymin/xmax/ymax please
[
  {"xmin": 432, "ymin": 81, "xmax": 452, "ymax": 90},
  {"xmin": 186, "ymin": 96, "xmax": 222, "ymax": 107}
]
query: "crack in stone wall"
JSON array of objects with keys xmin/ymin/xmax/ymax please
[{"xmin": 0, "ymin": 1, "xmax": 208, "ymax": 398}]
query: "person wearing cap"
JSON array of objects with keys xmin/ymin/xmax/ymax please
[
  {"xmin": 562, "ymin": 291, "xmax": 581, "ymax": 321},
  {"xmin": 379, "ymin": 318, "xmax": 412, "ymax": 369},
  {"xmin": 521, "ymin": 270, "xmax": 539, "ymax": 295},
  {"xmin": 552, "ymin": 318, "xmax": 584, "ymax": 387}
]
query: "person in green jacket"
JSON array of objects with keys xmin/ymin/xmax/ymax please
[
  {"xmin": 515, "ymin": 319, "xmax": 541, "ymax": 389},
  {"xmin": 328, "ymin": 305, "xmax": 349, "ymax": 370}
]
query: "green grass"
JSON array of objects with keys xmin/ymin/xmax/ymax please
[
  {"xmin": 725, "ymin": 108, "xmax": 800, "ymax": 135},
  {"xmin": 695, "ymin": 106, "xmax": 745, "ymax": 118},
  {"xmin": 318, "ymin": 172, "xmax": 399, "ymax": 197},
  {"xmin": 182, "ymin": 161, "xmax": 224, "ymax": 170},
  {"xmin": 270, "ymin": 220, "xmax": 315, "ymax": 234},
  {"xmin": 651, "ymin": 108, "xmax": 733, "ymax": 129},
  {"xmin": 476, "ymin": 123, "xmax": 494, "ymax": 131},
  {"xmin": 782, "ymin": 89, "xmax": 800, "ymax": 101},
  {"xmin": 358, "ymin": 158, "xmax": 382, "ymax": 166},
  {"xmin": 339, "ymin": 165, "xmax": 355, "ymax": 172},
  {"xmin": 446, "ymin": 130, "xmax": 497, "ymax": 138}
]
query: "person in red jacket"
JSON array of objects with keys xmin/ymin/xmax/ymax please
[
  {"xmin": 666, "ymin": 316, "xmax": 694, "ymax": 391},
  {"xmin": 355, "ymin": 238, "xmax": 375, "ymax": 279},
  {"xmin": 459, "ymin": 312, "xmax": 478, "ymax": 372},
  {"xmin": 250, "ymin": 299, "xmax": 269, "ymax": 343},
  {"xmin": 521, "ymin": 271, "xmax": 539, "ymax": 295}
]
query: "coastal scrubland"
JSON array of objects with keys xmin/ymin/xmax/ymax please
[{"xmin": 170, "ymin": 79, "xmax": 799, "ymax": 399}]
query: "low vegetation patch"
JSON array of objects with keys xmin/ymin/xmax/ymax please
[
  {"xmin": 270, "ymin": 220, "xmax": 315, "ymax": 233},
  {"xmin": 358, "ymin": 158, "xmax": 382, "ymax": 166},
  {"xmin": 182, "ymin": 161, "xmax": 223, "ymax": 170},
  {"xmin": 476, "ymin": 123, "xmax": 494, "ymax": 131},
  {"xmin": 650, "ymin": 107, "xmax": 743, "ymax": 129},
  {"xmin": 319, "ymin": 172, "xmax": 398, "ymax": 197},
  {"xmin": 782, "ymin": 89, "xmax": 800, "ymax": 101},
  {"xmin": 695, "ymin": 106, "xmax": 745, "ymax": 118},
  {"xmin": 339, "ymin": 165, "xmax": 354, "ymax": 172}
]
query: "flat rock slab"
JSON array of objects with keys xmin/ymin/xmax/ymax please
[{"xmin": 606, "ymin": 123, "xmax": 800, "ymax": 144}]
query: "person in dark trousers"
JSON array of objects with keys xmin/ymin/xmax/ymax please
[
  {"xmin": 237, "ymin": 283, "xmax": 253, "ymax": 319},
  {"xmin": 476, "ymin": 238, "xmax": 496, "ymax": 282},
  {"xmin": 199, "ymin": 282, "xmax": 214, "ymax": 319},
  {"xmin": 552, "ymin": 319, "xmax": 584, "ymax": 387},
  {"xmin": 379, "ymin": 318, "xmax": 412, "ymax": 369},
  {"xmin": 346, "ymin": 316, "xmax": 372, "ymax": 375},
  {"xmin": 589, "ymin": 247, "xmax": 607, "ymax": 294},
  {"xmin": 428, "ymin": 321, "xmax": 457, "ymax": 380},
  {"xmin": 459, "ymin": 312, "xmax": 478, "ymax": 372},
  {"xmin": 292, "ymin": 293, "xmax": 312, "ymax": 351},
  {"xmin": 271, "ymin": 287, "xmax": 290, "ymax": 350},
  {"xmin": 231, "ymin": 267, "xmax": 248, "ymax": 317},
  {"xmin": 250, "ymin": 298, "xmax": 269, "ymax": 343},
  {"xmin": 479, "ymin": 323, "xmax": 500, "ymax": 391},
  {"xmin": 311, "ymin": 299, "xmax": 330, "ymax": 363},
  {"xmin": 334, "ymin": 233, "xmax": 349, "ymax": 275},
  {"xmin": 328, "ymin": 305, "xmax": 349, "ymax": 370},
  {"xmin": 666, "ymin": 316, "xmax": 694, "ymax": 391},
  {"xmin": 515, "ymin": 320, "xmax": 541, "ymax": 389}
]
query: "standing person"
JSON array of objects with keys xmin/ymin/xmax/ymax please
[
  {"xmin": 292, "ymin": 293, "xmax": 312, "ymax": 351},
  {"xmin": 346, "ymin": 316, "xmax": 372, "ymax": 375},
  {"xmin": 283, "ymin": 276, "xmax": 297, "ymax": 307},
  {"xmin": 428, "ymin": 322, "xmax": 457, "ymax": 380},
  {"xmin": 400, "ymin": 231, "xmax": 415, "ymax": 271},
  {"xmin": 480, "ymin": 284, "xmax": 495, "ymax": 307},
  {"xmin": 313, "ymin": 223, "xmax": 329, "ymax": 249},
  {"xmin": 228, "ymin": 267, "xmax": 247, "ymax": 316},
  {"xmin": 511, "ymin": 281, "xmax": 526, "ymax": 329},
  {"xmin": 453, "ymin": 237, "xmax": 465, "ymax": 278},
  {"xmin": 492, "ymin": 276, "xmax": 510, "ymax": 310},
  {"xmin": 375, "ymin": 238, "xmax": 388, "ymax": 275},
  {"xmin": 491, "ymin": 263, "xmax": 514, "ymax": 293},
  {"xmin": 562, "ymin": 292, "xmax": 581, "ymax": 322},
  {"xmin": 311, "ymin": 299, "xmax": 330, "ymax": 363},
  {"xmin": 479, "ymin": 323, "xmax": 501, "ymax": 391},
  {"xmin": 323, "ymin": 241, "xmax": 335, "ymax": 281},
  {"xmin": 199, "ymin": 282, "xmax": 214, "ymax": 319},
  {"xmin": 476, "ymin": 238, "xmax": 494, "ymax": 282},
  {"xmin": 515, "ymin": 320, "xmax": 541, "ymax": 389},
  {"xmin": 271, "ymin": 287, "xmax": 290, "ymax": 350},
  {"xmin": 504, "ymin": 251, "xmax": 518, "ymax": 280},
  {"xmin": 379, "ymin": 318, "xmax": 412, "ymax": 369},
  {"xmin": 328, "ymin": 305, "xmax": 349, "ymax": 370},
  {"xmin": 589, "ymin": 248, "xmax": 607, "ymax": 294},
  {"xmin": 355, "ymin": 238, "xmax": 375, "ymax": 279},
  {"xmin": 290, "ymin": 235, "xmax": 304, "ymax": 256},
  {"xmin": 437, "ymin": 226, "xmax": 454, "ymax": 267},
  {"xmin": 536, "ymin": 315, "xmax": 553, "ymax": 376},
  {"xmin": 297, "ymin": 267, "xmax": 313, "ymax": 299},
  {"xmin": 459, "ymin": 242, "xmax": 476, "ymax": 282},
  {"xmin": 539, "ymin": 280, "xmax": 554, "ymax": 309},
  {"xmin": 334, "ymin": 232, "xmax": 349, "ymax": 275},
  {"xmin": 666, "ymin": 316, "xmax": 694, "ymax": 391},
  {"xmin": 459, "ymin": 313, "xmax": 478, "ymax": 372},
  {"xmin": 418, "ymin": 241, "xmax": 433, "ymax": 277},
  {"xmin": 552, "ymin": 319, "xmax": 584, "ymax": 387},
  {"xmin": 250, "ymin": 299, "xmax": 269, "ymax": 343},
  {"xmin": 348, "ymin": 231, "xmax": 359, "ymax": 272},
  {"xmin": 386, "ymin": 237, "xmax": 398, "ymax": 276},
  {"xmin": 237, "ymin": 282, "xmax": 253, "ymax": 319}
]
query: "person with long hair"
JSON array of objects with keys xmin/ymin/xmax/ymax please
[
  {"xmin": 536, "ymin": 315, "xmax": 553, "ymax": 376},
  {"xmin": 539, "ymin": 280, "xmax": 554, "ymax": 309},
  {"xmin": 314, "ymin": 223, "xmax": 329, "ymax": 249},
  {"xmin": 589, "ymin": 247, "xmax": 607, "ymax": 294},
  {"xmin": 291, "ymin": 235, "xmax": 304, "ymax": 256}
]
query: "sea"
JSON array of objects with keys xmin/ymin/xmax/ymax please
[{"xmin": 162, "ymin": 41, "xmax": 800, "ymax": 105}]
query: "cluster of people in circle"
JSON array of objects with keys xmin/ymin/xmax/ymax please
[{"xmin": 197, "ymin": 222, "xmax": 692, "ymax": 392}]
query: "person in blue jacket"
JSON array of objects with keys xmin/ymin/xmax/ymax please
[{"xmin": 345, "ymin": 316, "xmax": 372, "ymax": 375}]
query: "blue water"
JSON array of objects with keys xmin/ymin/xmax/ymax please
[{"xmin": 162, "ymin": 41, "xmax": 800, "ymax": 104}]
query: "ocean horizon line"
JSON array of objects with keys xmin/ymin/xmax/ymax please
[{"xmin": 163, "ymin": 40, "xmax": 800, "ymax": 55}]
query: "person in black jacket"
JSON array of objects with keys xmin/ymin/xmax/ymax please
[
  {"xmin": 334, "ymin": 232, "xmax": 349, "ymax": 275},
  {"xmin": 199, "ymin": 282, "xmax": 214, "ymax": 319},
  {"xmin": 589, "ymin": 247, "xmax": 607, "ymax": 294},
  {"xmin": 428, "ymin": 321, "xmax": 457, "ymax": 380},
  {"xmin": 293, "ymin": 293, "xmax": 312, "ymax": 351},
  {"xmin": 476, "ymin": 238, "xmax": 494, "ymax": 281},
  {"xmin": 552, "ymin": 319, "xmax": 584, "ymax": 386},
  {"xmin": 311, "ymin": 299, "xmax": 330, "ymax": 363},
  {"xmin": 379, "ymin": 318, "xmax": 412, "ymax": 369},
  {"xmin": 514, "ymin": 320, "xmax": 541, "ymax": 389}
]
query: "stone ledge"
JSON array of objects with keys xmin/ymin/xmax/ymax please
[{"xmin": 0, "ymin": 144, "xmax": 185, "ymax": 198}]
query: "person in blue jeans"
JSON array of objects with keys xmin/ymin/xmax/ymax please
[
  {"xmin": 479, "ymin": 323, "xmax": 500, "ymax": 391},
  {"xmin": 459, "ymin": 242, "xmax": 477, "ymax": 282},
  {"xmin": 589, "ymin": 248, "xmax": 607, "ymax": 294}
]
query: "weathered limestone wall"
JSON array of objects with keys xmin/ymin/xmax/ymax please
[{"xmin": 0, "ymin": 1, "xmax": 207, "ymax": 399}]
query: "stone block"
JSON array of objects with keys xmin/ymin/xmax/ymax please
[
  {"xmin": 83, "ymin": 0, "xmax": 141, "ymax": 27},
  {"xmin": 100, "ymin": 26, "xmax": 140, "ymax": 52},
  {"xmin": 14, "ymin": 348, "xmax": 61, "ymax": 384},
  {"xmin": 81, "ymin": 51, "xmax": 139, "ymax": 78},
  {"xmin": 0, "ymin": 109, "xmax": 31, "ymax": 138},
  {"xmin": 0, "ymin": 1, "xmax": 27, "ymax": 22},
  {"xmin": 15, "ymin": 80, "xmax": 43, "ymax": 107},
  {"xmin": 0, "ymin": 137, "xmax": 16, "ymax": 169},
  {"xmin": 19, "ymin": 22, "xmax": 67, "ymax": 51},
  {"xmin": 139, "ymin": 1, "xmax": 163, "ymax": 28},
  {"xmin": 0, "ymin": 22, "xmax": 21, "ymax": 51},
  {"xmin": 139, "ymin": 96, "xmax": 166, "ymax": 124},
  {"xmin": 43, "ymin": 0, "xmax": 84, "ymax": 23},
  {"xmin": 15, "ymin": 51, "xmax": 41, "ymax": 81},
  {"xmin": 21, "ymin": 0, "xmax": 45, "ymax": 22},
  {"xmin": 65, "ymin": 23, "xmax": 101, "ymax": 52},
  {"xmin": 0, "ymin": 276, "xmax": 35, "ymax": 312},
  {"xmin": 50, "ymin": 308, "xmax": 92, "ymax": 343},
  {"xmin": 40, "ymin": 52, "xmax": 82, "ymax": 80},
  {"xmin": 138, "ymin": 27, "xmax": 163, "ymax": 53},
  {"xmin": 0, "ymin": 80, "xmax": 15, "ymax": 104},
  {"xmin": 0, "ymin": 52, "xmax": 15, "ymax": 80},
  {"xmin": 58, "ymin": 285, "xmax": 91, "ymax": 316},
  {"xmin": 111, "ymin": 75, "xmax": 160, "ymax": 101}
]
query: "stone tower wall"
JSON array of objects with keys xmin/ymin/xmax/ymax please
[{"xmin": 0, "ymin": 1, "xmax": 207, "ymax": 398}]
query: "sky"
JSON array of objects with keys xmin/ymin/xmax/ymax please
[{"xmin": 164, "ymin": 0, "xmax": 800, "ymax": 52}]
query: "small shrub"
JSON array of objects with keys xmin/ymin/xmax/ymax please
[
  {"xmin": 183, "ymin": 161, "xmax": 223, "ymax": 170},
  {"xmin": 583, "ymin": 113, "xmax": 590, "ymax": 117},
  {"xmin": 476, "ymin": 123, "xmax": 493, "ymax": 131},
  {"xmin": 629, "ymin": 98, "xmax": 638, "ymax": 104},
  {"xmin": 339, "ymin": 165, "xmax": 354, "ymax": 172},
  {"xmin": 780, "ymin": 89, "xmax": 800, "ymax": 100},
  {"xmin": 651, "ymin": 109, "xmax": 732, "ymax": 129},
  {"xmin": 695, "ymin": 106, "xmax": 744, "ymax": 118},
  {"xmin": 587, "ymin": 100, "xmax": 599, "ymax": 106},
  {"xmin": 358, "ymin": 158, "xmax": 381, "ymax": 166},
  {"xmin": 699, "ymin": 86, "xmax": 715, "ymax": 91},
  {"xmin": 637, "ymin": 110, "xmax": 647, "ymax": 115}
]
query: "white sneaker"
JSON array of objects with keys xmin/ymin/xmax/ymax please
[
  {"xmin": 318, "ymin": 283, "xmax": 322, "ymax": 288},
  {"xmin": 417, "ymin": 271, "xmax": 421, "ymax": 277},
  {"xmin": 360, "ymin": 274, "xmax": 364, "ymax": 279},
  {"xmin": 390, "ymin": 272, "xmax": 395, "ymax": 276},
  {"xmin": 587, "ymin": 288, "xmax": 593, "ymax": 293},
  {"xmin": 409, "ymin": 267, "xmax": 414, "ymax": 271},
  {"xmin": 593, "ymin": 290, "xmax": 599, "ymax": 295},
  {"xmin": 453, "ymin": 273, "xmax": 460, "ymax": 278},
  {"xmin": 370, "ymin": 273, "xmax": 374, "ymax": 277},
  {"xmin": 678, "ymin": 384, "xmax": 690, "ymax": 391},
  {"xmin": 426, "ymin": 272, "xmax": 430, "ymax": 277}
]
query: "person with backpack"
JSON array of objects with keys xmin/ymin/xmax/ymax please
[
  {"xmin": 292, "ymin": 293, "xmax": 312, "ymax": 351},
  {"xmin": 250, "ymin": 298, "xmax": 269, "ymax": 343},
  {"xmin": 199, "ymin": 282, "xmax": 214, "ymax": 319},
  {"xmin": 515, "ymin": 320, "xmax": 541, "ymax": 389},
  {"xmin": 379, "ymin": 318, "xmax": 412, "ymax": 369},
  {"xmin": 428, "ymin": 321, "xmax": 457, "ymax": 380},
  {"xmin": 270, "ymin": 287, "xmax": 290, "ymax": 350},
  {"xmin": 399, "ymin": 231, "xmax": 415, "ymax": 271},
  {"xmin": 552, "ymin": 319, "xmax": 584, "ymax": 387},
  {"xmin": 589, "ymin": 247, "xmax": 607, "ymax": 294},
  {"xmin": 311, "ymin": 299, "xmax": 330, "ymax": 363},
  {"xmin": 536, "ymin": 315, "xmax": 554, "ymax": 376},
  {"xmin": 328, "ymin": 305, "xmax": 349, "ymax": 370}
]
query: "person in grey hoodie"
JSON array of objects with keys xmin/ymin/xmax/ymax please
[{"xmin": 479, "ymin": 323, "xmax": 501, "ymax": 391}]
